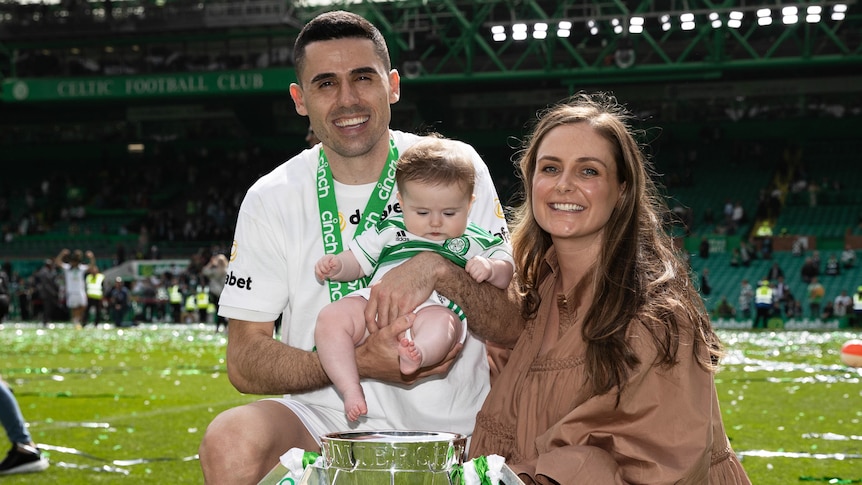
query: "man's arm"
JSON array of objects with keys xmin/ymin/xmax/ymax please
[
  {"xmin": 55, "ymin": 248, "xmax": 69, "ymax": 267},
  {"xmin": 365, "ymin": 252, "xmax": 524, "ymax": 346},
  {"xmin": 226, "ymin": 315, "xmax": 463, "ymax": 395},
  {"xmin": 226, "ymin": 320, "xmax": 330, "ymax": 395}
]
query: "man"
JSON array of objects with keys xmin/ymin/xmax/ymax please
[
  {"xmin": 33, "ymin": 260, "xmax": 59, "ymax": 326},
  {"xmin": 84, "ymin": 265, "xmax": 105, "ymax": 326},
  {"xmin": 853, "ymin": 286, "xmax": 862, "ymax": 328},
  {"xmin": 201, "ymin": 254, "xmax": 229, "ymax": 331},
  {"xmin": 105, "ymin": 277, "xmax": 131, "ymax": 327},
  {"xmin": 198, "ymin": 11, "xmax": 511, "ymax": 484},
  {"xmin": 54, "ymin": 249, "xmax": 95, "ymax": 327},
  {"xmin": 753, "ymin": 279, "xmax": 774, "ymax": 329}
]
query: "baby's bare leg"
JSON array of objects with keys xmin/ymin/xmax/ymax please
[
  {"xmin": 314, "ymin": 297, "xmax": 370, "ymax": 421},
  {"xmin": 398, "ymin": 305, "xmax": 462, "ymax": 375}
]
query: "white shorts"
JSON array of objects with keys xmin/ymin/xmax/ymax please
[
  {"xmin": 265, "ymin": 397, "xmax": 386, "ymax": 446},
  {"xmin": 265, "ymin": 397, "xmax": 473, "ymax": 450},
  {"xmin": 66, "ymin": 291, "xmax": 87, "ymax": 309}
]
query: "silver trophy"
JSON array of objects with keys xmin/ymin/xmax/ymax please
[{"xmin": 257, "ymin": 430, "xmax": 524, "ymax": 485}]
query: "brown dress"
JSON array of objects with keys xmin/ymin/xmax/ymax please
[{"xmin": 469, "ymin": 250, "xmax": 751, "ymax": 484}]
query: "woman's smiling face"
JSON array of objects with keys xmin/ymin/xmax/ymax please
[{"xmin": 531, "ymin": 122, "xmax": 624, "ymax": 249}]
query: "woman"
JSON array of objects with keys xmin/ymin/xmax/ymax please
[{"xmin": 467, "ymin": 93, "xmax": 751, "ymax": 484}]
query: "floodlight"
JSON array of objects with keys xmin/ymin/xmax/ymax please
[
  {"xmin": 681, "ymin": 12, "xmax": 695, "ymax": 30},
  {"xmin": 757, "ymin": 8, "xmax": 773, "ymax": 26},
  {"xmin": 660, "ymin": 14, "xmax": 672, "ymax": 31},
  {"xmin": 512, "ymin": 23, "xmax": 527, "ymax": 41},
  {"xmin": 832, "ymin": 4, "xmax": 846, "ymax": 20},
  {"xmin": 533, "ymin": 22, "xmax": 548, "ymax": 40},
  {"xmin": 710, "ymin": 12, "xmax": 722, "ymax": 28},
  {"xmin": 728, "ymin": 11, "xmax": 743, "ymax": 28},
  {"xmin": 806, "ymin": 7, "xmax": 821, "ymax": 23}
]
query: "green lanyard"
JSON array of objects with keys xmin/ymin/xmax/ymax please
[{"xmin": 316, "ymin": 138, "xmax": 399, "ymax": 302}]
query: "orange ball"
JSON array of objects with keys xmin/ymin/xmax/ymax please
[{"xmin": 840, "ymin": 340, "xmax": 862, "ymax": 367}]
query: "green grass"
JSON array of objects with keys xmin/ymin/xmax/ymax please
[
  {"xmin": 1, "ymin": 324, "xmax": 861, "ymax": 484},
  {"xmin": 1, "ymin": 323, "xmax": 258, "ymax": 484}
]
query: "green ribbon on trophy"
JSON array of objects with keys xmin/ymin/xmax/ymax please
[{"xmin": 450, "ymin": 454, "xmax": 506, "ymax": 485}]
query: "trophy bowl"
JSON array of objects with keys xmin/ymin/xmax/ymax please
[{"xmin": 319, "ymin": 430, "xmax": 467, "ymax": 484}]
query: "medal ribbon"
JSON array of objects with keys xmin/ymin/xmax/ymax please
[{"xmin": 317, "ymin": 138, "xmax": 399, "ymax": 302}]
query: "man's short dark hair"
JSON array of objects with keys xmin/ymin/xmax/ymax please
[{"xmin": 293, "ymin": 10, "xmax": 391, "ymax": 83}]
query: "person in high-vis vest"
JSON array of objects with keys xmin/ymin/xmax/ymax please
[
  {"xmin": 195, "ymin": 286, "xmax": 210, "ymax": 324},
  {"xmin": 84, "ymin": 266, "xmax": 105, "ymax": 327},
  {"xmin": 184, "ymin": 291, "xmax": 198, "ymax": 323},
  {"xmin": 753, "ymin": 280, "xmax": 774, "ymax": 329},
  {"xmin": 853, "ymin": 285, "xmax": 862, "ymax": 328},
  {"xmin": 168, "ymin": 278, "xmax": 183, "ymax": 323}
]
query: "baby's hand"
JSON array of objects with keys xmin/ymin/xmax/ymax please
[
  {"xmin": 465, "ymin": 256, "xmax": 492, "ymax": 283},
  {"xmin": 314, "ymin": 255, "xmax": 340, "ymax": 283}
]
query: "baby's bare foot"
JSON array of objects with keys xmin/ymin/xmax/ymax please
[
  {"xmin": 343, "ymin": 388, "xmax": 367, "ymax": 421},
  {"xmin": 398, "ymin": 337, "xmax": 423, "ymax": 374}
]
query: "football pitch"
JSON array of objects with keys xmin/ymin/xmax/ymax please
[{"xmin": 1, "ymin": 323, "xmax": 860, "ymax": 484}]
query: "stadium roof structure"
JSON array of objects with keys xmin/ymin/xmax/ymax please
[{"xmin": 0, "ymin": 0, "xmax": 859, "ymax": 87}]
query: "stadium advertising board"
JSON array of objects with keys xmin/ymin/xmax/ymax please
[{"xmin": 1, "ymin": 68, "xmax": 295, "ymax": 102}]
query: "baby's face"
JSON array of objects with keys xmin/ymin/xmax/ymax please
[{"xmin": 397, "ymin": 181, "xmax": 473, "ymax": 241}]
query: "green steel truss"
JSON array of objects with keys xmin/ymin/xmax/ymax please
[
  {"xmin": 0, "ymin": 0, "xmax": 859, "ymax": 87},
  {"xmin": 343, "ymin": 0, "xmax": 862, "ymax": 86}
]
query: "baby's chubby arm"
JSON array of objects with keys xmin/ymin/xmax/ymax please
[
  {"xmin": 464, "ymin": 256, "xmax": 514, "ymax": 290},
  {"xmin": 314, "ymin": 250, "xmax": 366, "ymax": 283}
]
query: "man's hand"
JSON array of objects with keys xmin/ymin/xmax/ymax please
[
  {"xmin": 364, "ymin": 252, "xmax": 441, "ymax": 332},
  {"xmin": 356, "ymin": 313, "xmax": 462, "ymax": 383}
]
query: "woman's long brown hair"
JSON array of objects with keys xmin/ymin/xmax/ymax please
[{"xmin": 509, "ymin": 92, "xmax": 723, "ymax": 402}]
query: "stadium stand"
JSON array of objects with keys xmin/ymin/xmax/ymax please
[{"xmin": 1, "ymin": 1, "xmax": 860, "ymax": 326}]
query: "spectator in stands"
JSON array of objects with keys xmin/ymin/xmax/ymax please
[
  {"xmin": 853, "ymin": 286, "xmax": 862, "ymax": 328},
  {"xmin": 824, "ymin": 253, "xmax": 841, "ymax": 276},
  {"xmin": 800, "ymin": 256, "xmax": 819, "ymax": 284},
  {"xmin": 738, "ymin": 278, "xmax": 754, "ymax": 319},
  {"xmin": 834, "ymin": 290, "xmax": 851, "ymax": 319},
  {"xmin": 774, "ymin": 275, "xmax": 789, "ymax": 311},
  {"xmin": 739, "ymin": 240, "xmax": 753, "ymax": 267},
  {"xmin": 759, "ymin": 235, "xmax": 773, "ymax": 260},
  {"xmin": 715, "ymin": 296, "xmax": 735, "ymax": 319},
  {"xmin": 723, "ymin": 198, "xmax": 733, "ymax": 226},
  {"xmin": 55, "ymin": 248, "xmax": 95, "ymax": 327},
  {"xmin": 33, "ymin": 260, "xmax": 59, "ymax": 326},
  {"xmin": 811, "ymin": 250, "xmax": 822, "ymax": 270},
  {"xmin": 729, "ymin": 247, "xmax": 741, "ymax": 267},
  {"xmin": 766, "ymin": 261, "xmax": 784, "ymax": 281},
  {"xmin": 700, "ymin": 267, "xmax": 712, "ymax": 296},
  {"xmin": 807, "ymin": 276, "xmax": 825, "ymax": 319},
  {"xmin": 731, "ymin": 200, "xmax": 745, "ymax": 229},
  {"xmin": 820, "ymin": 301, "xmax": 835, "ymax": 320},
  {"xmin": 840, "ymin": 244, "xmax": 856, "ymax": 269},
  {"xmin": 784, "ymin": 290, "xmax": 802, "ymax": 319},
  {"xmin": 698, "ymin": 236, "xmax": 709, "ymax": 259}
]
